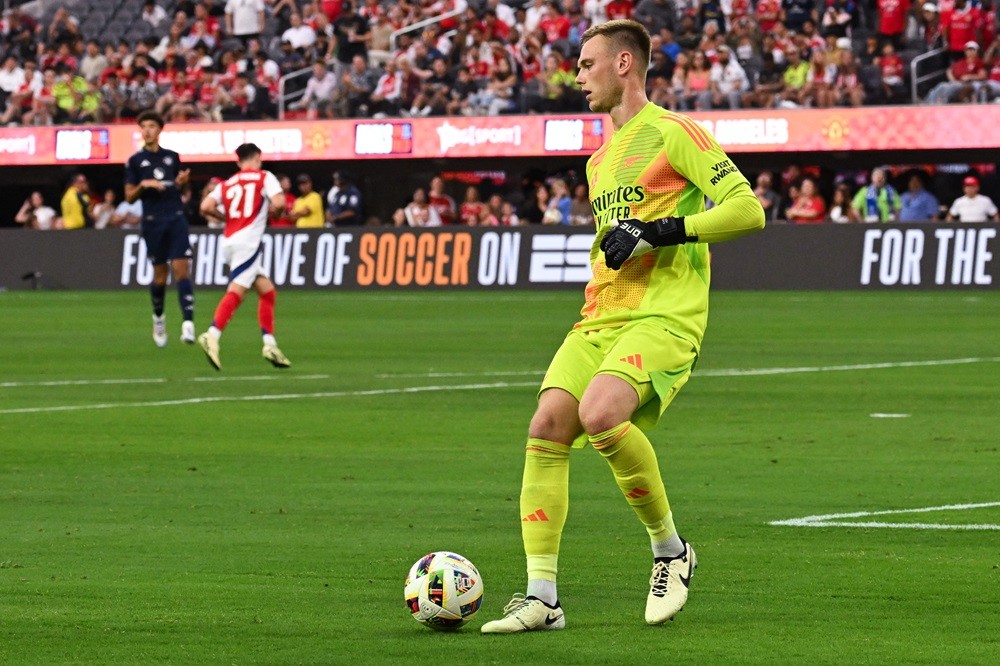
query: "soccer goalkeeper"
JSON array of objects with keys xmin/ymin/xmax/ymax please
[{"xmin": 481, "ymin": 20, "xmax": 765, "ymax": 633}]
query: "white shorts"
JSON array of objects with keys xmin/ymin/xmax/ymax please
[{"xmin": 221, "ymin": 233, "xmax": 267, "ymax": 289}]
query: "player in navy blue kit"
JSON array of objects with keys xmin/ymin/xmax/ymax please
[{"xmin": 124, "ymin": 110, "xmax": 195, "ymax": 347}]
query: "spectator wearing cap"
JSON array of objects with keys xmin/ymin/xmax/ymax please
[
  {"xmin": 851, "ymin": 168, "xmax": 902, "ymax": 222},
  {"xmin": 290, "ymin": 174, "xmax": 325, "ymax": 228},
  {"xmin": 702, "ymin": 44, "xmax": 749, "ymax": 109},
  {"xmin": 926, "ymin": 41, "xmax": 986, "ymax": 103},
  {"xmin": 327, "ymin": 172, "xmax": 364, "ymax": 227},
  {"xmin": 941, "ymin": 0, "xmax": 981, "ymax": 62},
  {"xmin": 225, "ymin": 0, "xmax": 265, "ymax": 45},
  {"xmin": 899, "ymin": 173, "xmax": 941, "ymax": 221},
  {"xmin": 334, "ymin": 1, "xmax": 372, "ymax": 67},
  {"xmin": 918, "ymin": 3, "xmax": 943, "ymax": 49},
  {"xmin": 947, "ymin": 176, "xmax": 999, "ymax": 222}
]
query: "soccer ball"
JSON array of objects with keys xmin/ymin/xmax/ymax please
[{"xmin": 404, "ymin": 551, "xmax": 484, "ymax": 630}]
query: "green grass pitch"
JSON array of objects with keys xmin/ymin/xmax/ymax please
[{"xmin": 1, "ymin": 290, "xmax": 998, "ymax": 664}]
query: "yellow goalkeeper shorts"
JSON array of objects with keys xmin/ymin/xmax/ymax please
[{"xmin": 539, "ymin": 320, "xmax": 698, "ymax": 447}]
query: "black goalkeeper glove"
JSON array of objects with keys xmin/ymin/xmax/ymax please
[{"xmin": 599, "ymin": 217, "xmax": 692, "ymax": 270}]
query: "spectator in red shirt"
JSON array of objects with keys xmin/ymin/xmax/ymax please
[
  {"xmin": 979, "ymin": 0, "xmax": 997, "ymax": 47},
  {"xmin": 155, "ymin": 69, "xmax": 198, "ymax": 120},
  {"xmin": 876, "ymin": 42, "xmax": 907, "ymax": 103},
  {"xmin": 757, "ymin": 0, "xmax": 782, "ymax": 33},
  {"xmin": 981, "ymin": 36, "xmax": 1000, "ymax": 100},
  {"xmin": 941, "ymin": 0, "xmax": 981, "ymax": 61},
  {"xmin": 877, "ymin": 0, "xmax": 911, "ymax": 49},
  {"xmin": 156, "ymin": 52, "xmax": 182, "ymax": 90},
  {"xmin": 194, "ymin": 3, "xmax": 222, "ymax": 41},
  {"xmin": 787, "ymin": 178, "xmax": 827, "ymax": 223},
  {"xmin": 926, "ymin": 40, "xmax": 987, "ymax": 102},
  {"xmin": 606, "ymin": 0, "xmax": 635, "ymax": 20},
  {"xmin": 370, "ymin": 59, "xmax": 404, "ymax": 117},
  {"xmin": 270, "ymin": 174, "xmax": 298, "ymax": 228},
  {"xmin": 428, "ymin": 176, "xmax": 457, "ymax": 225},
  {"xmin": 830, "ymin": 50, "xmax": 866, "ymax": 107},
  {"xmin": 460, "ymin": 185, "xmax": 486, "ymax": 226},
  {"xmin": 196, "ymin": 71, "xmax": 224, "ymax": 121}
]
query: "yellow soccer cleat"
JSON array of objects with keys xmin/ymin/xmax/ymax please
[
  {"xmin": 480, "ymin": 594, "xmax": 565, "ymax": 634},
  {"xmin": 645, "ymin": 540, "xmax": 697, "ymax": 625},
  {"xmin": 197, "ymin": 332, "xmax": 221, "ymax": 371},
  {"xmin": 262, "ymin": 344, "xmax": 291, "ymax": 368}
]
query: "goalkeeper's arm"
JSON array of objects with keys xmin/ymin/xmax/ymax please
[{"xmin": 601, "ymin": 186, "xmax": 764, "ymax": 270}]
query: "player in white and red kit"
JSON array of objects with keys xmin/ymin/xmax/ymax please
[{"xmin": 196, "ymin": 143, "xmax": 291, "ymax": 371}]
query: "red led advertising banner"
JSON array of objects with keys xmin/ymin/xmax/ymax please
[{"xmin": 0, "ymin": 106, "xmax": 997, "ymax": 166}]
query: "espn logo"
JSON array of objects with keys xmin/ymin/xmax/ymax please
[{"xmin": 529, "ymin": 234, "xmax": 594, "ymax": 283}]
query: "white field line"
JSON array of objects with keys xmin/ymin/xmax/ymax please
[
  {"xmin": 377, "ymin": 356, "xmax": 1000, "ymax": 380},
  {"xmin": 0, "ymin": 377, "xmax": 167, "ymax": 388},
  {"xmin": 770, "ymin": 502, "xmax": 1000, "ymax": 531},
  {"xmin": 2, "ymin": 356, "xmax": 997, "ymax": 414},
  {"xmin": 0, "ymin": 381, "xmax": 538, "ymax": 415},
  {"xmin": 0, "ymin": 374, "xmax": 330, "ymax": 389},
  {"xmin": 5, "ymin": 356, "xmax": 996, "ymax": 388}
]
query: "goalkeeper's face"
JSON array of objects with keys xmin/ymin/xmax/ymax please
[{"xmin": 577, "ymin": 36, "xmax": 623, "ymax": 113}]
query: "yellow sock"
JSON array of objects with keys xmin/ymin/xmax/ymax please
[
  {"xmin": 590, "ymin": 422, "xmax": 676, "ymax": 543},
  {"xmin": 520, "ymin": 438, "xmax": 570, "ymax": 582}
]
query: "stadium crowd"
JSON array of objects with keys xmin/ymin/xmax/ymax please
[
  {"xmin": 1, "ymin": 0, "xmax": 999, "ymax": 126},
  {"xmin": 3, "ymin": 1, "xmax": 998, "ymax": 229},
  {"xmin": 12, "ymin": 161, "xmax": 997, "ymax": 230}
]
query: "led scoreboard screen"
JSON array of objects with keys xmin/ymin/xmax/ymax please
[
  {"xmin": 354, "ymin": 122, "xmax": 414, "ymax": 156},
  {"xmin": 55, "ymin": 128, "xmax": 111, "ymax": 161},
  {"xmin": 543, "ymin": 118, "xmax": 605, "ymax": 152}
]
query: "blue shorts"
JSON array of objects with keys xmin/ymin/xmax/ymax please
[{"xmin": 142, "ymin": 218, "xmax": 191, "ymax": 265}]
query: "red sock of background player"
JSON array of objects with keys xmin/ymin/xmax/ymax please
[
  {"xmin": 258, "ymin": 289, "xmax": 276, "ymax": 346},
  {"xmin": 207, "ymin": 291, "xmax": 242, "ymax": 338}
]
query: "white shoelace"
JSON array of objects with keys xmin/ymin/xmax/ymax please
[
  {"xmin": 649, "ymin": 562, "xmax": 670, "ymax": 597},
  {"xmin": 502, "ymin": 593, "xmax": 531, "ymax": 615}
]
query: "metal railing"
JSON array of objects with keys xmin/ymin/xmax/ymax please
[
  {"xmin": 910, "ymin": 47, "xmax": 947, "ymax": 103},
  {"xmin": 278, "ymin": 63, "xmax": 318, "ymax": 119},
  {"xmin": 389, "ymin": 9, "xmax": 463, "ymax": 50},
  {"xmin": 277, "ymin": 9, "xmax": 464, "ymax": 119}
]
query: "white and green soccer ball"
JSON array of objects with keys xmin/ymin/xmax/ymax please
[{"xmin": 404, "ymin": 551, "xmax": 483, "ymax": 630}]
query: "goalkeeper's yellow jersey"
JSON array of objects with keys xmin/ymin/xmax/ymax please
[{"xmin": 580, "ymin": 103, "xmax": 763, "ymax": 348}]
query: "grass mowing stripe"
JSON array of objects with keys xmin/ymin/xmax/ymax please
[
  {"xmin": 376, "ymin": 356, "xmax": 1000, "ymax": 379},
  {"xmin": 0, "ymin": 381, "xmax": 540, "ymax": 415}
]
